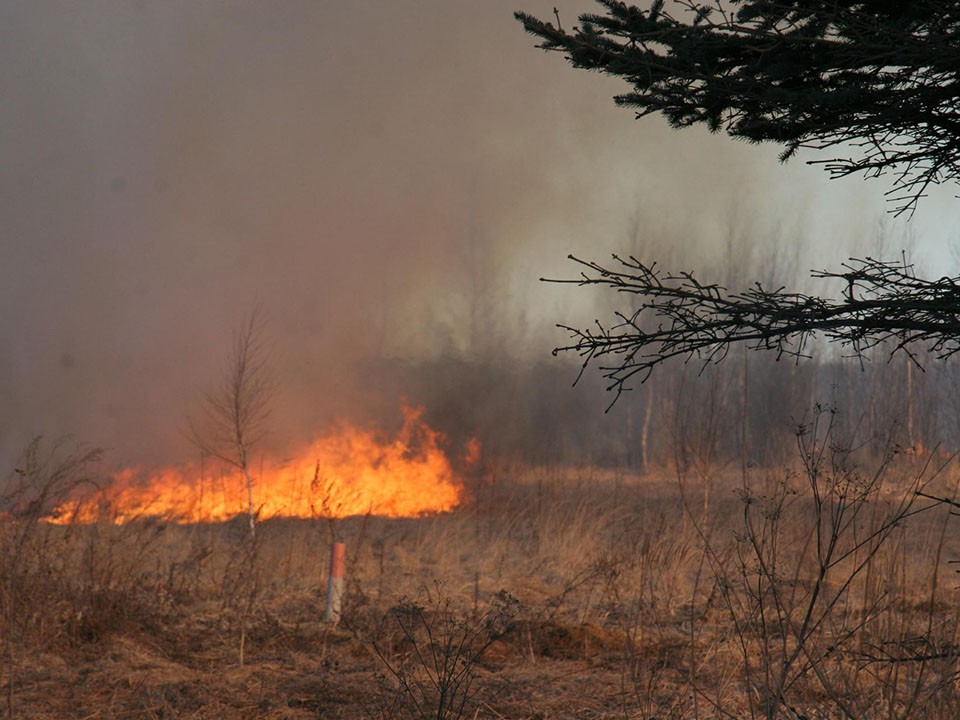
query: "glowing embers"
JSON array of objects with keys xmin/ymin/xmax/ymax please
[{"xmin": 51, "ymin": 406, "xmax": 469, "ymax": 524}]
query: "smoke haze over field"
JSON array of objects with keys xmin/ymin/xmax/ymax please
[{"xmin": 2, "ymin": 1, "xmax": 959, "ymax": 468}]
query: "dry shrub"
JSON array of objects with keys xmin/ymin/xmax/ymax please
[
  {"xmin": 371, "ymin": 585, "xmax": 520, "ymax": 720},
  {"xmin": 0, "ymin": 440, "xmax": 101, "ymax": 651},
  {"xmin": 678, "ymin": 405, "xmax": 960, "ymax": 720}
]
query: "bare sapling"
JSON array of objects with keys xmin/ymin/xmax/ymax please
[
  {"xmin": 218, "ymin": 526, "xmax": 263, "ymax": 666},
  {"xmin": 189, "ymin": 311, "xmax": 273, "ymax": 665},
  {"xmin": 190, "ymin": 310, "xmax": 273, "ymax": 538}
]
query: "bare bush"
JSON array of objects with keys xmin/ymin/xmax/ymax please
[
  {"xmin": 689, "ymin": 405, "xmax": 951, "ymax": 719},
  {"xmin": 0, "ymin": 438, "xmax": 101, "ymax": 715},
  {"xmin": 372, "ymin": 586, "xmax": 520, "ymax": 720}
]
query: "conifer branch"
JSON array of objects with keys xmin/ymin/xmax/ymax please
[{"xmin": 516, "ymin": 0, "xmax": 960, "ymax": 215}]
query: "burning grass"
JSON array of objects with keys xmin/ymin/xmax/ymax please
[
  {"xmin": 3, "ymin": 433, "xmax": 960, "ymax": 718},
  {"xmin": 49, "ymin": 405, "xmax": 468, "ymax": 524}
]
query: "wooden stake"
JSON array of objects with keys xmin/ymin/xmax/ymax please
[{"xmin": 324, "ymin": 542, "xmax": 346, "ymax": 624}]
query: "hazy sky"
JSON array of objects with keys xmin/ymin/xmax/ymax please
[{"xmin": 2, "ymin": 1, "xmax": 958, "ymax": 467}]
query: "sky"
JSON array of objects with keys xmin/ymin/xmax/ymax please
[{"xmin": 2, "ymin": 0, "xmax": 958, "ymax": 468}]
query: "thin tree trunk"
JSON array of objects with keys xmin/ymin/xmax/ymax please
[
  {"xmin": 243, "ymin": 466, "xmax": 256, "ymax": 538},
  {"xmin": 641, "ymin": 382, "xmax": 653, "ymax": 471}
]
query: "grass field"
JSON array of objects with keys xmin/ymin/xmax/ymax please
[{"xmin": 3, "ymin": 431, "xmax": 960, "ymax": 719}]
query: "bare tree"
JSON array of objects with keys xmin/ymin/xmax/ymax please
[
  {"xmin": 551, "ymin": 255, "xmax": 960, "ymax": 405},
  {"xmin": 191, "ymin": 311, "xmax": 273, "ymax": 536},
  {"xmin": 188, "ymin": 311, "xmax": 274, "ymax": 666}
]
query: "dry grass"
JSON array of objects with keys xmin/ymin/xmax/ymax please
[{"xmin": 3, "ymin": 435, "xmax": 960, "ymax": 718}]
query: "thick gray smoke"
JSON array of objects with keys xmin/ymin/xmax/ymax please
[{"xmin": 1, "ymin": 1, "xmax": 952, "ymax": 468}]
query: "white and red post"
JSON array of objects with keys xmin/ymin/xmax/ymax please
[{"xmin": 324, "ymin": 542, "xmax": 346, "ymax": 624}]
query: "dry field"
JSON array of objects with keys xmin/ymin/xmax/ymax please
[{"xmin": 4, "ymin": 433, "xmax": 960, "ymax": 719}]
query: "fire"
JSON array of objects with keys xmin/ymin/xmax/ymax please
[{"xmin": 51, "ymin": 406, "xmax": 471, "ymax": 524}]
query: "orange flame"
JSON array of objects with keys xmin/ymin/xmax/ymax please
[{"xmin": 51, "ymin": 406, "xmax": 471, "ymax": 524}]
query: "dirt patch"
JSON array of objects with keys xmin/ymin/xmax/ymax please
[{"xmin": 481, "ymin": 620, "xmax": 625, "ymax": 665}]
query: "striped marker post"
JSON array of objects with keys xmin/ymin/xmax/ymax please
[{"xmin": 324, "ymin": 542, "xmax": 346, "ymax": 624}]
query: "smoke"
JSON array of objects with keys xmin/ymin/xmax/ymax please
[{"xmin": 0, "ymin": 1, "xmax": 949, "ymax": 468}]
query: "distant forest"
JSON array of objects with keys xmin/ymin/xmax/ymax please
[{"xmin": 370, "ymin": 345, "xmax": 959, "ymax": 472}]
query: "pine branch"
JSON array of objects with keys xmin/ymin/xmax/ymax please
[{"xmin": 516, "ymin": 0, "xmax": 960, "ymax": 215}]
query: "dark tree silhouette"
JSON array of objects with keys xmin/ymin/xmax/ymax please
[
  {"xmin": 516, "ymin": 0, "xmax": 960, "ymax": 216},
  {"xmin": 516, "ymin": 1, "xmax": 960, "ymax": 401}
]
